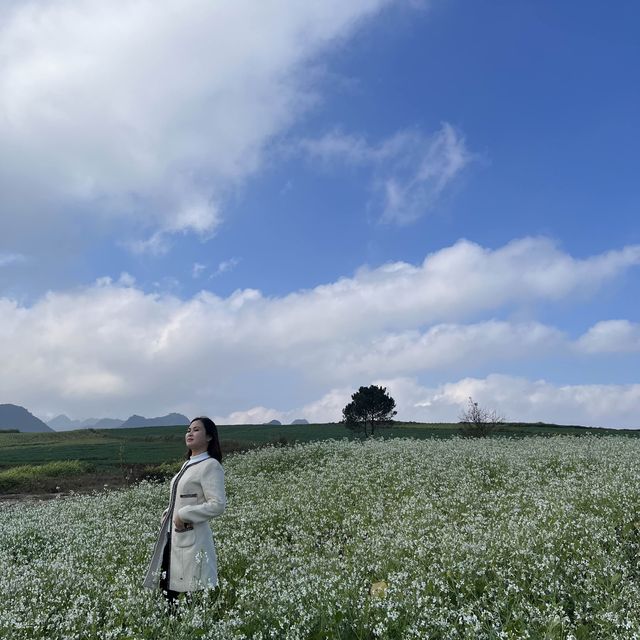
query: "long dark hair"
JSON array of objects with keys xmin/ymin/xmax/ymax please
[{"xmin": 186, "ymin": 416, "xmax": 223, "ymax": 463}]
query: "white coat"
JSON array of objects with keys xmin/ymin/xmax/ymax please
[{"xmin": 144, "ymin": 455, "xmax": 226, "ymax": 592}]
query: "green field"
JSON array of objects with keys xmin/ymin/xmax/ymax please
[
  {"xmin": 0, "ymin": 423, "xmax": 359, "ymax": 468},
  {"xmin": 3, "ymin": 436, "xmax": 640, "ymax": 639},
  {"xmin": 0, "ymin": 420, "xmax": 633, "ymax": 469},
  {"xmin": 0, "ymin": 421, "xmax": 637, "ymax": 493}
]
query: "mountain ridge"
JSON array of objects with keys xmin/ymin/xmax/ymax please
[
  {"xmin": 0, "ymin": 404, "xmax": 53, "ymax": 432},
  {"xmin": 47, "ymin": 412, "xmax": 189, "ymax": 431}
]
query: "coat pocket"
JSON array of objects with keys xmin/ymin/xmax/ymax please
[{"xmin": 173, "ymin": 529, "xmax": 196, "ymax": 548}]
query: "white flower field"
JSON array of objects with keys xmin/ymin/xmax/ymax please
[{"xmin": 2, "ymin": 436, "xmax": 640, "ymax": 639}]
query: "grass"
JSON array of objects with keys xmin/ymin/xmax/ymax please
[
  {"xmin": 0, "ymin": 460, "xmax": 92, "ymax": 492},
  {"xmin": 3, "ymin": 436, "xmax": 640, "ymax": 638},
  {"xmin": 0, "ymin": 423, "xmax": 374, "ymax": 470},
  {"xmin": 0, "ymin": 420, "xmax": 636, "ymax": 494}
]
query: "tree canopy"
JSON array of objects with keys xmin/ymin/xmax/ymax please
[{"xmin": 342, "ymin": 385, "xmax": 397, "ymax": 437}]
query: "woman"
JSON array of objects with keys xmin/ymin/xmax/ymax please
[{"xmin": 144, "ymin": 417, "xmax": 226, "ymax": 607}]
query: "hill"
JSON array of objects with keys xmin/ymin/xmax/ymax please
[
  {"xmin": 50, "ymin": 413, "xmax": 187, "ymax": 431},
  {"xmin": 93, "ymin": 418, "xmax": 125, "ymax": 429},
  {"xmin": 48, "ymin": 415, "xmax": 113, "ymax": 431},
  {"xmin": 48, "ymin": 415, "xmax": 81, "ymax": 430},
  {"xmin": 119, "ymin": 413, "xmax": 189, "ymax": 428},
  {"xmin": 0, "ymin": 404, "xmax": 53, "ymax": 433}
]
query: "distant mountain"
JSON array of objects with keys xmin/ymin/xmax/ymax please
[
  {"xmin": 80, "ymin": 418, "xmax": 102, "ymax": 428},
  {"xmin": 120, "ymin": 413, "xmax": 189, "ymax": 428},
  {"xmin": 0, "ymin": 404, "xmax": 53, "ymax": 432},
  {"xmin": 48, "ymin": 415, "xmax": 122, "ymax": 431},
  {"xmin": 47, "ymin": 412, "xmax": 187, "ymax": 431},
  {"xmin": 291, "ymin": 418, "xmax": 309, "ymax": 425},
  {"xmin": 93, "ymin": 418, "xmax": 124, "ymax": 429},
  {"xmin": 266, "ymin": 419, "xmax": 282, "ymax": 425},
  {"xmin": 48, "ymin": 414, "xmax": 81, "ymax": 430}
]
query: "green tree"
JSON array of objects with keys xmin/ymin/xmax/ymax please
[{"xmin": 342, "ymin": 385, "xmax": 397, "ymax": 437}]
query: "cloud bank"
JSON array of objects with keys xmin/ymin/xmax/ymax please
[
  {"xmin": 0, "ymin": 237, "xmax": 638, "ymax": 425},
  {"xmin": 576, "ymin": 320, "xmax": 640, "ymax": 354},
  {"xmin": 225, "ymin": 375, "xmax": 640, "ymax": 429},
  {"xmin": 383, "ymin": 375, "xmax": 640, "ymax": 429}
]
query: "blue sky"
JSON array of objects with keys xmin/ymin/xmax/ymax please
[{"xmin": 0, "ymin": 0, "xmax": 638, "ymax": 426}]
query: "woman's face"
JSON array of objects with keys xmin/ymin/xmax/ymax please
[{"xmin": 185, "ymin": 420, "xmax": 210, "ymax": 455}]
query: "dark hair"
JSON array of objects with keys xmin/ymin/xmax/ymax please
[{"xmin": 186, "ymin": 416, "xmax": 222, "ymax": 463}]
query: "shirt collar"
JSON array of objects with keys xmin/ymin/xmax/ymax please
[{"xmin": 187, "ymin": 451, "xmax": 210, "ymax": 466}]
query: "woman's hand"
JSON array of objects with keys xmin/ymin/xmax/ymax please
[{"xmin": 173, "ymin": 514, "xmax": 187, "ymax": 531}]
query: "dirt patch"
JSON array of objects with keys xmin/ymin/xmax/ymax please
[{"xmin": 0, "ymin": 469, "xmax": 151, "ymax": 503}]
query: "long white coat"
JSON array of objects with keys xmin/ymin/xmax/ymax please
[{"xmin": 144, "ymin": 456, "xmax": 226, "ymax": 592}]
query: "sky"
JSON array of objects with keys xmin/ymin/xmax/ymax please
[{"xmin": 0, "ymin": 0, "xmax": 639, "ymax": 427}]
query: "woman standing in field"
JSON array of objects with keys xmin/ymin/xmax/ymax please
[{"xmin": 143, "ymin": 417, "xmax": 226, "ymax": 609}]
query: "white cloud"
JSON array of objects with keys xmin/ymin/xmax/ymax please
[
  {"xmin": 0, "ymin": 238, "xmax": 638, "ymax": 421},
  {"xmin": 373, "ymin": 374, "xmax": 640, "ymax": 428},
  {"xmin": 0, "ymin": 252, "xmax": 26, "ymax": 267},
  {"xmin": 214, "ymin": 406, "xmax": 283, "ymax": 426},
  {"xmin": 212, "ymin": 387, "xmax": 354, "ymax": 425},
  {"xmin": 211, "ymin": 258, "xmax": 241, "ymax": 278},
  {"xmin": 297, "ymin": 123, "xmax": 474, "ymax": 223},
  {"xmin": 0, "ymin": 0, "xmax": 395, "ymax": 244},
  {"xmin": 192, "ymin": 263, "xmax": 206, "ymax": 279},
  {"xmin": 297, "ymin": 129, "xmax": 375, "ymax": 166},
  {"xmin": 118, "ymin": 272, "xmax": 136, "ymax": 287},
  {"xmin": 321, "ymin": 321, "xmax": 564, "ymax": 381},
  {"xmin": 126, "ymin": 231, "xmax": 171, "ymax": 257},
  {"xmin": 380, "ymin": 123, "xmax": 474, "ymax": 224},
  {"xmin": 576, "ymin": 320, "xmax": 640, "ymax": 354},
  {"xmin": 248, "ymin": 238, "xmax": 640, "ymax": 347},
  {"xmin": 212, "ymin": 374, "xmax": 640, "ymax": 428}
]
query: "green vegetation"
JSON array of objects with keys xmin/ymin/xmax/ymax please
[
  {"xmin": 342, "ymin": 384, "xmax": 397, "ymax": 436},
  {"xmin": 0, "ymin": 460, "xmax": 92, "ymax": 492},
  {"xmin": 0, "ymin": 421, "xmax": 637, "ymax": 493},
  {"xmin": 3, "ymin": 437, "xmax": 640, "ymax": 638}
]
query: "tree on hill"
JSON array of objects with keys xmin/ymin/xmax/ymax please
[
  {"xmin": 458, "ymin": 397, "xmax": 504, "ymax": 438},
  {"xmin": 342, "ymin": 385, "xmax": 397, "ymax": 437}
]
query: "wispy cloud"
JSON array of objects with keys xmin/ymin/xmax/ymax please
[
  {"xmin": 380, "ymin": 124, "xmax": 474, "ymax": 224},
  {"xmin": 0, "ymin": 251, "xmax": 26, "ymax": 267},
  {"xmin": 125, "ymin": 232, "xmax": 170, "ymax": 257},
  {"xmin": 297, "ymin": 130, "xmax": 375, "ymax": 166},
  {"xmin": 191, "ymin": 258, "xmax": 240, "ymax": 279},
  {"xmin": 211, "ymin": 257, "xmax": 241, "ymax": 278},
  {"xmin": 192, "ymin": 263, "xmax": 206, "ymax": 279},
  {"xmin": 297, "ymin": 122, "xmax": 474, "ymax": 223}
]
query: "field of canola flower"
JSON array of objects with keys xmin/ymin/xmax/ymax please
[{"xmin": 2, "ymin": 436, "xmax": 640, "ymax": 640}]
